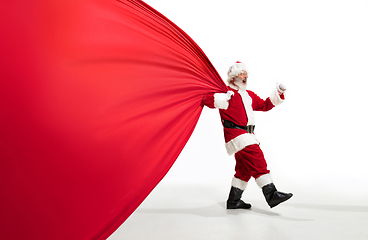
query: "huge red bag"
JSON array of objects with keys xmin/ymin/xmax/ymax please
[{"xmin": 0, "ymin": 0, "xmax": 227, "ymax": 239}]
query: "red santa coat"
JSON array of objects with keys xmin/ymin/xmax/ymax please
[{"xmin": 202, "ymin": 83, "xmax": 284, "ymax": 155}]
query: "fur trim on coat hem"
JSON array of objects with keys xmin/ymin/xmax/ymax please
[{"xmin": 225, "ymin": 133, "xmax": 259, "ymax": 155}]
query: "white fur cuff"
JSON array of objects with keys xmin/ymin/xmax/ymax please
[
  {"xmin": 255, "ymin": 174, "xmax": 273, "ymax": 188},
  {"xmin": 214, "ymin": 93, "xmax": 229, "ymax": 109},
  {"xmin": 232, "ymin": 177, "xmax": 248, "ymax": 190},
  {"xmin": 269, "ymin": 88, "xmax": 284, "ymax": 106}
]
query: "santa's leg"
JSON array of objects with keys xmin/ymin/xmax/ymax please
[
  {"xmin": 255, "ymin": 174, "xmax": 293, "ymax": 208},
  {"xmin": 226, "ymin": 177, "xmax": 251, "ymax": 209}
]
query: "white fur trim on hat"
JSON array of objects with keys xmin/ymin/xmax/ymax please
[{"xmin": 227, "ymin": 61, "xmax": 247, "ymax": 84}]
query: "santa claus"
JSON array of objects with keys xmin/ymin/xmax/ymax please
[{"xmin": 202, "ymin": 61, "xmax": 292, "ymax": 209}]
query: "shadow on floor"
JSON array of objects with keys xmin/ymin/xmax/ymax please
[{"xmin": 136, "ymin": 201, "xmax": 313, "ymax": 221}]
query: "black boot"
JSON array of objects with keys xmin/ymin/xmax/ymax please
[
  {"xmin": 226, "ymin": 186, "xmax": 252, "ymax": 209},
  {"xmin": 262, "ymin": 183, "xmax": 293, "ymax": 208}
]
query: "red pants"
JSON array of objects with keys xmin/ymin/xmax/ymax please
[{"xmin": 234, "ymin": 144, "xmax": 270, "ymax": 182}]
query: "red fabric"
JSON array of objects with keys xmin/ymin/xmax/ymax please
[
  {"xmin": 0, "ymin": 1, "xmax": 227, "ymax": 239},
  {"xmin": 248, "ymin": 91, "xmax": 275, "ymax": 111},
  {"xmin": 234, "ymin": 144, "xmax": 270, "ymax": 181}
]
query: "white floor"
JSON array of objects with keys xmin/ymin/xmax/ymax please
[{"xmin": 108, "ymin": 182, "xmax": 368, "ymax": 240}]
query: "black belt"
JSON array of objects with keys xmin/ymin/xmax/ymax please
[{"xmin": 222, "ymin": 120, "xmax": 255, "ymax": 133}]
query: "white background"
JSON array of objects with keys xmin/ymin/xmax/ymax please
[
  {"xmin": 109, "ymin": 1, "xmax": 368, "ymax": 239},
  {"xmin": 144, "ymin": 0, "xmax": 368, "ymax": 204}
]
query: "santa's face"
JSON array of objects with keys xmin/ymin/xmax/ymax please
[{"xmin": 233, "ymin": 71, "xmax": 248, "ymax": 89}]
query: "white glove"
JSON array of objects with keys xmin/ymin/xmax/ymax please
[
  {"xmin": 226, "ymin": 91, "xmax": 234, "ymax": 100},
  {"xmin": 214, "ymin": 91, "xmax": 233, "ymax": 109},
  {"xmin": 277, "ymin": 83, "xmax": 287, "ymax": 94}
]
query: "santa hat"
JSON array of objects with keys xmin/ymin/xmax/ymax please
[{"xmin": 227, "ymin": 61, "xmax": 247, "ymax": 84}]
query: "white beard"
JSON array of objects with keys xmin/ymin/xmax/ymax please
[
  {"xmin": 233, "ymin": 77, "xmax": 247, "ymax": 91},
  {"xmin": 237, "ymin": 83, "xmax": 247, "ymax": 91}
]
